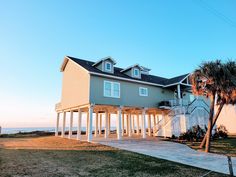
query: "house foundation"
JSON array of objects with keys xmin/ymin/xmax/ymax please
[{"xmin": 55, "ymin": 104, "xmax": 168, "ymax": 142}]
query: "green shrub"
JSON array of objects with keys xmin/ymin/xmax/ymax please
[
  {"xmin": 179, "ymin": 125, "xmax": 206, "ymax": 142},
  {"xmin": 213, "ymin": 125, "xmax": 228, "ymax": 139}
]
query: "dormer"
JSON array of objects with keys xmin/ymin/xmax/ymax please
[
  {"xmin": 140, "ymin": 66, "xmax": 151, "ymax": 75},
  {"xmin": 92, "ymin": 57, "xmax": 116, "ymax": 73},
  {"xmin": 121, "ymin": 64, "xmax": 143, "ymax": 79}
]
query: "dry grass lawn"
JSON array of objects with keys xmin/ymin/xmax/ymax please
[
  {"xmin": 0, "ymin": 136, "xmax": 228, "ymax": 177},
  {"xmin": 186, "ymin": 136, "xmax": 236, "ymax": 157}
]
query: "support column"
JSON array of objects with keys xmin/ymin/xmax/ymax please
[
  {"xmin": 126, "ymin": 114, "xmax": 129, "ymax": 135},
  {"xmin": 117, "ymin": 107, "xmax": 122, "ymax": 140},
  {"xmin": 55, "ymin": 112, "xmax": 60, "ymax": 136},
  {"xmin": 155, "ymin": 114, "xmax": 159, "ymax": 124},
  {"xmin": 148, "ymin": 114, "xmax": 151, "ymax": 136},
  {"xmin": 122, "ymin": 113, "xmax": 124, "ymax": 136},
  {"xmin": 86, "ymin": 112, "xmax": 89, "ymax": 136},
  {"xmin": 153, "ymin": 114, "xmax": 157, "ymax": 134},
  {"xmin": 177, "ymin": 84, "xmax": 181, "ymax": 105},
  {"xmin": 108, "ymin": 113, "xmax": 111, "ymax": 135},
  {"xmin": 95, "ymin": 112, "xmax": 98, "ymax": 137},
  {"xmin": 162, "ymin": 111, "xmax": 166, "ymax": 137},
  {"xmin": 142, "ymin": 109, "xmax": 146, "ymax": 139},
  {"xmin": 136, "ymin": 114, "xmax": 140, "ymax": 135},
  {"xmin": 87, "ymin": 105, "xmax": 94, "ymax": 142},
  {"xmin": 177, "ymin": 84, "xmax": 181, "ymax": 99},
  {"xmin": 77, "ymin": 109, "xmax": 82, "ymax": 140},
  {"xmin": 104, "ymin": 111, "xmax": 108, "ymax": 139},
  {"xmin": 99, "ymin": 114, "xmax": 102, "ymax": 135},
  {"xmin": 131, "ymin": 115, "xmax": 135, "ymax": 134},
  {"xmin": 69, "ymin": 110, "xmax": 73, "ymax": 139},
  {"xmin": 61, "ymin": 112, "xmax": 66, "ymax": 138},
  {"xmin": 128, "ymin": 114, "xmax": 132, "ymax": 137}
]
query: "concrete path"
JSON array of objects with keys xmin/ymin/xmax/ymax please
[{"xmin": 93, "ymin": 136, "xmax": 236, "ymax": 175}]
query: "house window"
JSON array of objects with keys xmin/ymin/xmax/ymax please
[
  {"xmin": 104, "ymin": 81, "xmax": 120, "ymax": 98},
  {"xmin": 133, "ymin": 68, "xmax": 140, "ymax": 77},
  {"xmin": 105, "ymin": 61, "xmax": 112, "ymax": 72},
  {"xmin": 139, "ymin": 87, "xmax": 148, "ymax": 96}
]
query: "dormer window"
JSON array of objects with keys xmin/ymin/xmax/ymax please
[
  {"xmin": 121, "ymin": 64, "xmax": 142, "ymax": 79},
  {"xmin": 133, "ymin": 68, "xmax": 140, "ymax": 78},
  {"xmin": 105, "ymin": 61, "xmax": 112, "ymax": 72},
  {"xmin": 92, "ymin": 57, "xmax": 116, "ymax": 74}
]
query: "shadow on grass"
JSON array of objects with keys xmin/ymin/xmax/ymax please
[{"xmin": 0, "ymin": 148, "xmax": 228, "ymax": 177}]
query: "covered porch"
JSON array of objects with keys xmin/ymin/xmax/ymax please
[{"xmin": 55, "ymin": 104, "xmax": 169, "ymax": 142}]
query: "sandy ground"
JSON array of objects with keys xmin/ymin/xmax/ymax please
[{"xmin": 0, "ymin": 136, "xmax": 114, "ymax": 151}]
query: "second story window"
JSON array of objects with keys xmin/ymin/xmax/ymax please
[
  {"xmin": 133, "ymin": 68, "xmax": 140, "ymax": 77},
  {"xmin": 139, "ymin": 87, "xmax": 148, "ymax": 96},
  {"xmin": 105, "ymin": 61, "xmax": 112, "ymax": 72},
  {"xmin": 104, "ymin": 81, "xmax": 120, "ymax": 98}
]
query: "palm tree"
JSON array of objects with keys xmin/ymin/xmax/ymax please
[{"xmin": 191, "ymin": 60, "xmax": 236, "ymax": 152}]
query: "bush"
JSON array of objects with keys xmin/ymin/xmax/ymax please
[
  {"xmin": 213, "ymin": 125, "xmax": 228, "ymax": 139},
  {"xmin": 179, "ymin": 125, "xmax": 206, "ymax": 142}
]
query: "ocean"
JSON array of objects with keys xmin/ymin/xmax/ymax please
[
  {"xmin": 0, "ymin": 127, "xmax": 116, "ymax": 134},
  {"xmin": 1, "ymin": 127, "xmax": 86, "ymax": 134}
]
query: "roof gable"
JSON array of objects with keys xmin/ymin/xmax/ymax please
[
  {"xmin": 120, "ymin": 64, "xmax": 143, "ymax": 73},
  {"xmin": 163, "ymin": 73, "xmax": 190, "ymax": 87},
  {"xmin": 92, "ymin": 56, "xmax": 116, "ymax": 67}
]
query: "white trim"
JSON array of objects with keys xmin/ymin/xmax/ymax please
[
  {"xmin": 181, "ymin": 83, "xmax": 192, "ymax": 87},
  {"xmin": 104, "ymin": 80, "xmax": 120, "ymax": 98},
  {"xmin": 164, "ymin": 82, "xmax": 192, "ymax": 87},
  {"xmin": 92, "ymin": 56, "xmax": 116, "ymax": 66},
  {"xmin": 140, "ymin": 66, "xmax": 151, "ymax": 71},
  {"xmin": 163, "ymin": 83, "xmax": 180, "ymax": 87},
  {"xmin": 179, "ymin": 73, "xmax": 191, "ymax": 83},
  {"xmin": 164, "ymin": 73, "xmax": 191, "ymax": 87},
  {"xmin": 164, "ymin": 81, "xmax": 192, "ymax": 88},
  {"xmin": 120, "ymin": 64, "xmax": 143, "ymax": 73},
  {"xmin": 139, "ymin": 87, "xmax": 148, "ymax": 96},
  {"xmin": 133, "ymin": 68, "xmax": 141, "ymax": 78},
  {"xmin": 104, "ymin": 61, "xmax": 112, "ymax": 72},
  {"xmin": 89, "ymin": 71, "xmax": 164, "ymax": 87}
]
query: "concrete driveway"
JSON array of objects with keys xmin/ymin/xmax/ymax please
[{"xmin": 93, "ymin": 136, "xmax": 236, "ymax": 175}]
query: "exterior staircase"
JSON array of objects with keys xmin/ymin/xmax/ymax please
[{"xmin": 153, "ymin": 98, "xmax": 210, "ymax": 137}]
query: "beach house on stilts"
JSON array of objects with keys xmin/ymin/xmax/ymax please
[{"xmin": 55, "ymin": 56, "xmax": 210, "ymax": 142}]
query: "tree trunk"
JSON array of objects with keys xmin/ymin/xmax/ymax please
[
  {"xmin": 205, "ymin": 95, "xmax": 216, "ymax": 152},
  {"xmin": 199, "ymin": 102, "xmax": 224, "ymax": 148}
]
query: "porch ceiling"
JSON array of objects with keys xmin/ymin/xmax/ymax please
[{"xmin": 56, "ymin": 103, "xmax": 169, "ymax": 115}]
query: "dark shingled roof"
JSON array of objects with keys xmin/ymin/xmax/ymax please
[{"xmin": 67, "ymin": 56, "xmax": 189, "ymax": 86}]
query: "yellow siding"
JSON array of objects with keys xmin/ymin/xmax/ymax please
[{"xmin": 61, "ymin": 60, "xmax": 90, "ymax": 109}]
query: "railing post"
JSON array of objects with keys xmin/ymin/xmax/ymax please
[{"xmin": 227, "ymin": 156, "xmax": 234, "ymax": 177}]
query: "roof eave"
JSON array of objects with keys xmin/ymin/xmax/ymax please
[
  {"xmin": 60, "ymin": 56, "xmax": 70, "ymax": 72},
  {"xmin": 89, "ymin": 71, "xmax": 164, "ymax": 87}
]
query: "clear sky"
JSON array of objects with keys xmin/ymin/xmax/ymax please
[{"xmin": 0, "ymin": 0, "xmax": 235, "ymax": 128}]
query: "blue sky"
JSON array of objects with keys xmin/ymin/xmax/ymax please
[{"xmin": 0, "ymin": 0, "xmax": 235, "ymax": 127}]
